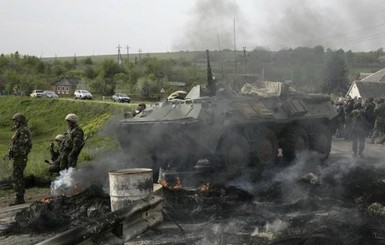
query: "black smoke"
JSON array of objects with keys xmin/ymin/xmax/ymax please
[{"xmin": 173, "ymin": 0, "xmax": 385, "ymax": 52}]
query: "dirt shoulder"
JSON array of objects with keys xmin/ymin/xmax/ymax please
[{"xmin": 0, "ymin": 187, "xmax": 51, "ymax": 209}]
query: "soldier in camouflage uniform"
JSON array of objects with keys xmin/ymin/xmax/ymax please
[
  {"xmin": 370, "ymin": 98, "xmax": 385, "ymax": 144},
  {"xmin": 46, "ymin": 134, "xmax": 65, "ymax": 174},
  {"xmin": 365, "ymin": 97, "xmax": 376, "ymax": 137},
  {"xmin": 8, "ymin": 113, "xmax": 32, "ymax": 206},
  {"xmin": 350, "ymin": 103, "xmax": 369, "ymax": 157},
  {"xmin": 63, "ymin": 113, "xmax": 85, "ymax": 168}
]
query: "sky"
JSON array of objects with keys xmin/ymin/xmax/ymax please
[{"xmin": 1, "ymin": 0, "xmax": 384, "ymax": 58}]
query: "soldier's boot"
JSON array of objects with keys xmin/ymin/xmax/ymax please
[{"xmin": 9, "ymin": 194, "xmax": 25, "ymax": 206}]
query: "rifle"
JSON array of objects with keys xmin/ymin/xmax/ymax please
[
  {"xmin": 2, "ymin": 154, "xmax": 9, "ymax": 161},
  {"xmin": 3, "ymin": 150, "xmax": 14, "ymax": 160},
  {"xmin": 349, "ymin": 109, "xmax": 365, "ymax": 137}
]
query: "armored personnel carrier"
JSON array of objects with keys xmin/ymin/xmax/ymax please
[{"xmin": 117, "ymin": 53, "xmax": 338, "ymax": 180}]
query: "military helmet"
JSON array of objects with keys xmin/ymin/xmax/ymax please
[
  {"xmin": 12, "ymin": 113, "xmax": 27, "ymax": 124},
  {"xmin": 65, "ymin": 113, "xmax": 78, "ymax": 123},
  {"xmin": 54, "ymin": 134, "xmax": 65, "ymax": 141}
]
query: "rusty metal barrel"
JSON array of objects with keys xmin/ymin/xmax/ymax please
[{"xmin": 109, "ymin": 168, "xmax": 153, "ymax": 211}]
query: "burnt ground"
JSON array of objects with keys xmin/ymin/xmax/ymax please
[
  {"xmin": 2, "ymin": 137, "xmax": 385, "ymax": 244},
  {"xmin": 128, "ymin": 137, "xmax": 385, "ymax": 244}
]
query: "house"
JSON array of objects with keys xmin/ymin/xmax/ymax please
[
  {"xmin": 356, "ymin": 72, "xmax": 373, "ymax": 80},
  {"xmin": 360, "ymin": 68, "xmax": 385, "ymax": 82},
  {"xmin": 346, "ymin": 68, "xmax": 385, "ymax": 100},
  {"xmin": 50, "ymin": 77, "xmax": 81, "ymax": 96},
  {"xmin": 346, "ymin": 81, "xmax": 385, "ymax": 100}
]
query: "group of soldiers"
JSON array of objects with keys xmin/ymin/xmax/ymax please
[
  {"xmin": 334, "ymin": 95, "xmax": 385, "ymax": 157},
  {"xmin": 46, "ymin": 113, "xmax": 85, "ymax": 175},
  {"xmin": 7, "ymin": 113, "xmax": 84, "ymax": 206}
]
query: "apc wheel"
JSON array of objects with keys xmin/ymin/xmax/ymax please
[
  {"xmin": 282, "ymin": 125, "xmax": 309, "ymax": 162},
  {"xmin": 307, "ymin": 123, "xmax": 332, "ymax": 161},
  {"xmin": 216, "ymin": 133, "xmax": 250, "ymax": 180},
  {"xmin": 251, "ymin": 128, "xmax": 278, "ymax": 167}
]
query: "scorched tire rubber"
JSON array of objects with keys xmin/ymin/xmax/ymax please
[
  {"xmin": 216, "ymin": 133, "xmax": 250, "ymax": 180},
  {"xmin": 307, "ymin": 123, "xmax": 332, "ymax": 161},
  {"xmin": 251, "ymin": 127, "xmax": 278, "ymax": 167},
  {"xmin": 282, "ymin": 125, "xmax": 309, "ymax": 162}
]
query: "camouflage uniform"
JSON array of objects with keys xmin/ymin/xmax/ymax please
[
  {"xmin": 350, "ymin": 105, "xmax": 369, "ymax": 157},
  {"xmin": 344, "ymin": 97, "xmax": 355, "ymax": 139},
  {"xmin": 50, "ymin": 141, "xmax": 60, "ymax": 162},
  {"xmin": 365, "ymin": 98, "xmax": 376, "ymax": 136},
  {"xmin": 370, "ymin": 99, "xmax": 385, "ymax": 144},
  {"xmin": 8, "ymin": 113, "xmax": 32, "ymax": 205},
  {"xmin": 48, "ymin": 135, "xmax": 66, "ymax": 174},
  {"xmin": 63, "ymin": 114, "xmax": 85, "ymax": 168},
  {"xmin": 335, "ymin": 102, "xmax": 345, "ymax": 138}
]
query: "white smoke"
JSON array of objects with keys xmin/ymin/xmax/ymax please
[
  {"xmin": 265, "ymin": 219, "xmax": 289, "ymax": 233},
  {"xmin": 50, "ymin": 167, "xmax": 78, "ymax": 196}
]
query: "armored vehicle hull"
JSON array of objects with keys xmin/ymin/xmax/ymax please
[{"xmin": 118, "ymin": 82, "xmax": 338, "ymax": 180}]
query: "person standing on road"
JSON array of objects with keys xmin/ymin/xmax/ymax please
[
  {"xmin": 350, "ymin": 103, "xmax": 369, "ymax": 157},
  {"xmin": 335, "ymin": 98, "xmax": 346, "ymax": 138},
  {"xmin": 370, "ymin": 98, "xmax": 385, "ymax": 144},
  {"xmin": 8, "ymin": 113, "xmax": 32, "ymax": 206},
  {"xmin": 344, "ymin": 95, "xmax": 355, "ymax": 140},
  {"xmin": 63, "ymin": 113, "xmax": 85, "ymax": 168},
  {"xmin": 364, "ymin": 97, "xmax": 376, "ymax": 137}
]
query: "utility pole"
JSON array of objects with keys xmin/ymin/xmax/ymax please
[
  {"xmin": 217, "ymin": 34, "xmax": 225, "ymax": 80},
  {"xmin": 116, "ymin": 44, "xmax": 122, "ymax": 66},
  {"xmin": 242, "ymin": 47, "xmax": 247, "ymax": 74},
  {"xmin": 138, "ymin": 49, "xmax": 142, "ymax": 64},
  {"xmin": 126, "ymin": 45, "xmax": 129, "ymax": 62},
  {"xmin": 73, "ymin": 53, "xmax": 77, "ymax": 66},
  {"xmin": 233, "ymin": 18, "xmax": 237, "ymax": 74}
]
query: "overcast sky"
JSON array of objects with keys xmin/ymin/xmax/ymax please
[{"xmin": 1, "ymin": 0, "xmax": 384, "ymax": 58}]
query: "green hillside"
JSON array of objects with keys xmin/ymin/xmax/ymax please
[{"xmin": 0, "ymin": 96, "xmax": 136, "ymax": 181}]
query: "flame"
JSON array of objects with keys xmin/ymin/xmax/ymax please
[
  {"xmin": 172, "ymin": 177, "xmax": 182, "ymax": 190},
  {"xmin": 199, "ymin": 182, "xmax": 210, "ymax": 192},
  {"xmin": 40, "ymin": 197, "xmax": 53, "ymax": 204},
  {"xmin": 159, "ymin": 177, "xmax": 182, "ymax": 190},
  {"xmin": 73, "ymin": 184, "xmax": 82, "ymax": 195},
  {"xmin": 159, "ymin": 179, "xmax": 168, "ymax": 187}
]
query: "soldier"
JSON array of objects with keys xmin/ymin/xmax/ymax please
[
  {"xmin": 335, "ymin": 98, "xmax": 345, "ymax": 138},
  {"xmin": 133, "ymin": 103, "xmax": 146, "ymax": 117},
  {"xmin": 63, "ymin": 113, "xmax": 85, "ymax": 168},
  {"xmin": 50, "ymin": 134, "xmax": 64, "ymax": 162},
  {"xmin": 344, "ymin": 95, "xmax": 355, "ymax": 139},
  {"xmin": 370, "ymin": 98, "xmax": 385, "ymax": 144},
  {"xmin": 350, "ymin": 104, "xmax": 369, "ymax": 157},
  {"xmin": 364, "ymin": 97, "xmax": 376, "ymax": 137},
  {"xmin": 8, "ymin": 113, "xmax": 32, "ymax": 206},
  {"xmin": 45, "ymin": 134, "xmax": 65, "ymax": 174}
]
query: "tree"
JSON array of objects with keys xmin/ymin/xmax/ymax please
[
  {"xmin": 3, "ymin": 69, "xmax": 21, "ymax": 94},
  {"xmin": 83, "ymin": 57, "xmax": 93, "ymax": 65},
  {"xmin": 84, "ymin": 66, "xmax": 97, "ymax": 79},
  {"xmin": 136, "ymin": 76, "xmax": 158, "ymax": 99},
  {"xmin": 98, "ymin": 59, "xmax": 122, "ymax": 95},
  {"xmin": 323, "ymin": 50, "xmax": 349, "ymax": 94}
]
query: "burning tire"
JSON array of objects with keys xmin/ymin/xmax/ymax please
[
  {"xmin": 307, "ymin": 123, "xmax": 332, "ymax": 161},
  {"xmin": 282, "ymin": 125, "xmax": 309, "ymax": 162},
  {"xmin": 216, "ymin": 133, "xmax": 250, "ymax": 180},
  {"xmin": 250, "ymin": 127, "xmax": 278, "ymax": 167}
]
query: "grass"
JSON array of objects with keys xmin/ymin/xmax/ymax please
[{"xmin": 0, "ymin": 96, "xmax": 137, "ymax": 181}]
